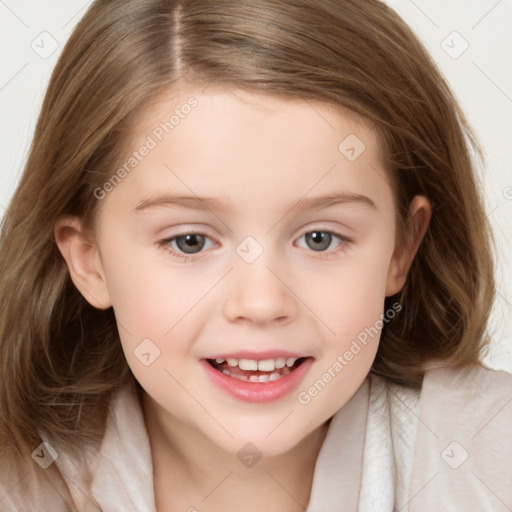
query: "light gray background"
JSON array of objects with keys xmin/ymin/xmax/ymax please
[{"xmin": 1, "ymin": 0, "xmax": 511, "ymax": 371}]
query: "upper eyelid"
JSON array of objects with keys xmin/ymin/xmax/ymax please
[
  {"xmin": 163, "ymin": 232, "xmax": 220, "ymax": 249},
  {"xmin": 162, "ymin": 229, "xmax": 351, "ymax": 252},
  {"xmin": 163, "ymin": 228, "xmax": 349, "ymax": 240},
  {"xmin": 295, "ymin": 230, "xmax": 351, "ymax": 250}
]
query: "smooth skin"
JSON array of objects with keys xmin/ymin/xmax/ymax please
[{"xmin": 55, "ymin": 83, "xmax": 431, "ymax": 511}]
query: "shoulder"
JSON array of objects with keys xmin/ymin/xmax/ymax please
[
  {"xmin": 368, "ymin": 364, "xmax": 512, "ymax": 511},
  {"xmin": 409, "ymin": 363, "xmax": 512, "ymax": 511},
  {"xmin": 417, "ymin": 361, "xmax": 512, "ymax": 447},
  {"xmin": 422, "ymin": 359, "xmax": 512, "ymax": 394},
  {"xmin": 0, "ymin": 457, "xmax": 69, "ymax": 512},
  {"xmin": 418, "ymin": 361, "xmax": 512, "ymax": 435}
]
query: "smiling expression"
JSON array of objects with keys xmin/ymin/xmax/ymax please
[{"xmin": 74, "ymin": 83, "xmax": 411, "ymax": 456}]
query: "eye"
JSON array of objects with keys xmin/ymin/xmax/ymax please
[
  {"xmin": 159, "ymin": 232, "xmax": 216, "ymax": 259},
  {"xmin": 296, "ymin": 230, "xmax": 351, "ymax": 253}
]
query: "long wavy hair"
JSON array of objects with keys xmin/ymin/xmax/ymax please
[{"xmin": 0, "ymin": 0, "xmax": 495, "ymax": 509}]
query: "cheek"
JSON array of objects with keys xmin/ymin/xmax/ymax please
[
  {"xmin": 295, "ymin": 241, "xmax": 394, "ymax": 411},
  {"xmin": 98, "ymin": 241, "xmax": 221, "ymax": 384},
  {"xmin": 306, "ymin": 243, "xmax": 393, "ymax": 341},
  {"xmin": 100, "ymin": 238, "xmax": 201, "ymax": 331}
]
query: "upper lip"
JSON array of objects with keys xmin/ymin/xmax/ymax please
[{"xmin": 204, "ymin": 350, "xmax": 310, "ymax": 361}]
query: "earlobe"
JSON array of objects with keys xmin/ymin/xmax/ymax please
[
  {"xmin": 385, "ymin": 196, "xmax": 432, "ymax": 297},
  {"xmin": 54, "ymin": 216, "xmax": 112, "ymax": 309}
]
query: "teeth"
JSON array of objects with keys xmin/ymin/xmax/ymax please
[
  {"xmin": 239, "ymin": 359, "xmax": 258, "ymax": 371},
  {"xmin": 275, "ymin": 357, "xmax": 286, "ymax": 369},
  {"xmin": 258, "ymin": 359, "xmax": 276, "ymax": 371},
  {"xmin": 213, "ymin": 356, "xmax": 303, "ymax": 372},
  {"xmin": 222, "ymin": 371, "xmax": 284, "ymax": 382},
  {"xmin": 218, "ymin": 368, "xmax": 291, "ymax": 382}
]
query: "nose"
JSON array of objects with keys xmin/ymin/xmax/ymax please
[{"xmin": 222, "ymin": 254, "xmax": 298, "ymax": 326}]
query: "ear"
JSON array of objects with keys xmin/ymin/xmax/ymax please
[
  {"xmin": 386, "ymin": 195, "xmax": 432, "ymax": 296},
  {"xmin": 54, "ymin": 216, "xmax": 112, "ymax": 309}
]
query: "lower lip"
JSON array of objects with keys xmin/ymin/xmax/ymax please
[{"xmin": 201, "ymin": 358, "xmax": 314, "ymax": 403}]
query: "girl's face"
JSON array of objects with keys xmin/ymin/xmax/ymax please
[{"xmin": 64, "ymin": 84, "xmax": 427, "ymax": 456}]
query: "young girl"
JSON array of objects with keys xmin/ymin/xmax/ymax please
[{"xmin": 0, "ymin": 0, "xmax": 510, "ymax": 510}]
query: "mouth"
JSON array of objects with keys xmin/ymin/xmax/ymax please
[
  {"xmin": 202, "ymin": 351, "xmax": 314, "ymax": 402},
  {"xmin": 206, "ymin": 356, "xmax": 310, "ymax": 383}
]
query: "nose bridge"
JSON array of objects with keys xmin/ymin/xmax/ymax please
[{"xmin": 222, "ymin": 236, "xmax": 297, "ymax": 324}]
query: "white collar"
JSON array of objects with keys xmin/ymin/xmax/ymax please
[
  {"xmin": 86, "ymin": 364, "xmax": 512, "ymax": 511},
  {"xmin": 90, "ymin": 378, "xmax": 371, "ymax": 511},
  {"xmin": 45, "ymin": 365, "xmax": 512, "ymax": 512}
]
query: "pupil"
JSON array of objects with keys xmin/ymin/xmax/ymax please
[
  {"xmin": 307, "ymin": 231, "xmax": 331, "ymax": 251},
  {"xmin": 178, "ymin": 234, "xmax": 205, "ymax": 254}
]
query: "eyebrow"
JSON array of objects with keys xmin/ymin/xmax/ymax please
[{"xmin": 134, "ymin": 191, "xmax": 377, "ymax": 213}]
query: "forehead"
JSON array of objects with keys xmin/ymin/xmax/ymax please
[{"xmin": 109, "ymin": 83, "xmax": 393, "ymax": 216}]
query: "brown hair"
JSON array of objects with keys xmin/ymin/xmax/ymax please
[{"xmin": 0, "ymin": 0, "xmax": 495, "ymax": 508}]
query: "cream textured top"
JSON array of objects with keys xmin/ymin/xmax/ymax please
[{"xmin": 1, "ymin": 363, "xmax": 511, "ymax": 511}]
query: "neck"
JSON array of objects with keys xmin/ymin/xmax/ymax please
[{"xmin": 142, "ymin": 393, "xmax": 330, "ymax": 512}]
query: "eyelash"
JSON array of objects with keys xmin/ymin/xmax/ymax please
[
  {"xmin": 158, "ymin": 229, "xmax": 353, "ymax": 262},
  {"xmin": 158, "ymin": 231, "xmax": 220, "ymax": 262}
]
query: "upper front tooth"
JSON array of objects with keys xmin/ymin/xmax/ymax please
[
  {"xmin": 215, "ymin": 358, "xmax": 225, "ymax": 364},
  {"xmin": 222, "ymin": 357, "xmax": 299, "ymax": 371},
  {"xmin": 239, "ymin": 359, "xmax": 258, "ymax": 371},
  {"xmin": 258, "ymin": 359, "xmax": 276, "ymax": 372},
  {"xmin": 275, "ymin": 357, "xmax": 286, "ymax": 369}
]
